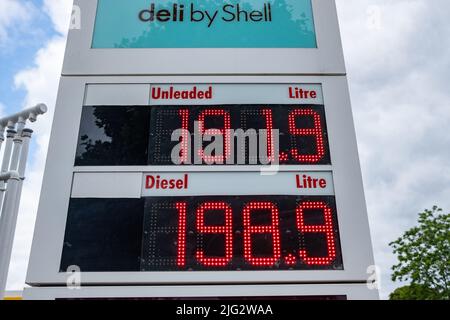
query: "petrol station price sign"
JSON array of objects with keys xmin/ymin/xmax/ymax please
[
  {"xmin": 26, "ymin": 0, "xmax": 378, "ymax": 300},
  {"xmin": 60, "ymin": 83, "xmax": 345, "ymax": 274}
]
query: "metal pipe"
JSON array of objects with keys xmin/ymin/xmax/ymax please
[
  {"xmin": 0, "ymin": 103, "xmax": 46, "ymax": 299},
  {"xmin": 15, "ymin": 117, "xmax": 26, "ymax": 137},
  {"xmin": 17, "ymin": 129, "xmax": 33, "ymax": 178},
  {"xmin": 2, "ymin": 134, "xmax": 24, "ymax": 219},
  {"xmin": 0, "ymin": 131, "xmax": 4, "ymax": 154},
  {"xmin": 0, "ymin": 171, "xmax": 21, "ymax": 300},
  {"xmin": 0, "ymin": 171, "xmax": 20, "ymax": 182},
  {"xmin": 8, "ymin": 134, "xmax": 23, "ymax": 172},
  {"xmin": 10, "ymin": 130, "xmax": 33, "ymax": 261},
  {"xmin": 0, "ymin": 131, "xmax": 33, "ymax": 299},
  {"xmin": 0, "ymin": 130, "xmax": 16, "ymax": 212},
  {"xmin": 0, "ymin": 104, "xmax": 47, "ymax": 132},
  {"xmin": 1, "ymin": 130, "xmax": 16, "ymax": 173},
  {"xmin": 0, "ymin": 132, "xmax": 25, "ymax": 299}
]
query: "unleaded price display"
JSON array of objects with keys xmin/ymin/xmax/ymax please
[
  {"xmin": 149, "ymin": 104, "xmax": 331, "ymax": 165},
  {"xmin": 75, "ymin": 104, "xmax": 331, "ymax": 166}
]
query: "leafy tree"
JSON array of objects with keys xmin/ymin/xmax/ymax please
[
  {"xmin": 389, "ymin": 284, "xmax": 441, "ymax": 300},
  {"xmin": 389, "ymin": 206, "xmax": 450, "ymax": 300}
]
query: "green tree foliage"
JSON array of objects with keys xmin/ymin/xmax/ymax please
[
  {"xmin": 389, "ymin": 284, "xmax": 441, "ymax": 300},
  {"xmin": 389, "ymin": 206, "xmax": 450, "ymax": 300}
]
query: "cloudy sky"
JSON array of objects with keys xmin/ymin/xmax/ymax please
[{"xmin": 0, "ymin": 0, "xmax": 449, "ymax": 299}]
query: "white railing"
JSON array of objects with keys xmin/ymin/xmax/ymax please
[{"xmin": 0, "ymin": 104, "xmax": 47, "ymax": 299}]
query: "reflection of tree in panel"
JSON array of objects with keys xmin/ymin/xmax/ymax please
[
  {"xmin": 75, "ymin": 107, "xmax": 150, "ymax": 166},
  {"xmin": 115, "ymin": 0, "xmax": 316, "ymax": 48}
]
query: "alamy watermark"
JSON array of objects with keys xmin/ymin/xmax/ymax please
[
  {"xmin": 70, "ymin": 5, "xmax": 81, "ymax": 30},
  {"xmin": 366, "ymin": 5, "xmax": 382, "ymax": 31},
  {"xmin": 66, "ymin": 265, "xmax": 81, "ymax": 290},
  {"xmin": 171, "ymin": 122, "xmax": 280, "ymax": 174},
  {"xmin": 366, "ymin": 265, "xmax": 381, "ymax": 290}
]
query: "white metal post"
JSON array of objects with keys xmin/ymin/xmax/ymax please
[
  {"xmin": 17, "ymin": 130, "xmax": 33, "ymax": 178},
  {"xmin": 0, "ymin": 104, "xmax": 46, "ymax": 299},
  {"xmin": 0, "ymin": 130, "xmax": 4, "ymax": 154},
  {"xmin": 11, "ymin": 129, "xmax": 33, "ymax": 234},
  {"xmin": 0, "ymin": 130, "xmax": 17, "ymax": 212},
  {"xmin": 8, "ymin": 131, "xmax": 24, "ymax": 172}
]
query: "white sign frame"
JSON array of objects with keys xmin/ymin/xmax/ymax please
[
  {"xmin": 24, "ymin": 284, "xmax": 379, "ymax": 300},
  {"xmin": 27, "ymin": 77, "xmax": 375, "ymax": 286}
]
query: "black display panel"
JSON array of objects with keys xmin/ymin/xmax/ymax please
[
  {"xmin": 75, "ymin": 106, "xmax": 150, "ymax": 166},
  {"xmin": 141, "ymin": 195, "xmax": 342, "ymax": 271},
  {"xmin": 60, "ymin": 198, "xmax": 145, "ymax": 272},
  {"xmin": 149, "ymin": 105, "xmax": 331, "ymax": 165},
  {"xmin": 60, "ymin": 196, "xmax": 343, "ymax": 272},
  {"xmin": 75, "ymin": 105, "xmax": 331, "ymax": 166}
]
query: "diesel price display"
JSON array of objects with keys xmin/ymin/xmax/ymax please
[{"xmin": 141, "ymin": 195, "xmax": 342, "ymax": 271}]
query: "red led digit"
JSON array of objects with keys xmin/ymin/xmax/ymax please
[
  {"xmin": 296, "ymin": 201, "xmax": 336, "ymax": 265},
  {"xmin": 178, "ymin": 109, "xmax": 190, "ymax": 164},
  {"xmin": 197, "ymin": 109, "xmax": 231, "ymax": 164},
  {"xmin": 176, "ymin": 202, "xmax": 187, "ymax": 267},
  {"xmin": 288, "ymin": 109, "xmax": 325, "ymax": 163},
  {"xmin": 243, "ymin": 202, "xmax": 281, "ymax": 266},
  {"xmin": 262, "ymin": 109, "xmax": 275, "ymax": 162},
  {"xmin": 285, "ymin": 254, "xmax": 297, "ymax": 266},
  {"xmin": 196, "ymin": 202, "xmax": 233, "ymax": 267},
  {"xmin": 279, "ymin": 152, "xmax": 289, "ymax": 163}
]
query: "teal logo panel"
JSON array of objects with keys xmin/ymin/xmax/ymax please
[{"xmin": 92, "ymin": 0, "xmax": 317, "ymax": 48}]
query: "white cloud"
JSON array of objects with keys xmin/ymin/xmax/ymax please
[
  {"xmin": 0, "ymin": 0, "xmax": 35, "ymax": 45},
  {"xmin": 336, "ymin": 0, "xmax": 450, "ymax": 298},
  {"xmin": 43, "ymin": 0, "xmax": 73, "ymax": 35}
]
